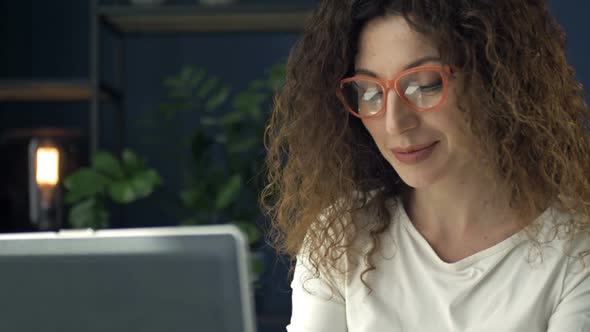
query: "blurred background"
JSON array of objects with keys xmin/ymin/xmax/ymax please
[{"xmin": 0, "ymin": 1, "xmax": 588, "ymax": 331}]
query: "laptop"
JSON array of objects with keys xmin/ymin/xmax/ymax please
[{"xmin": 0, "ymin": 225, "xmax": 256, "ymax": 332}]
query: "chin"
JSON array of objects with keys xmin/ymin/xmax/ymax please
[
  {"xmin": 385, "ymin": 146, "xmax": 449, "ymax": 189},
  {"xmin": 389, "ymin": 159, "xmax": 448, "ymax": 189},
  {"xmin": 397, "ymin": 172, "xmax": 441, "ymax": 188}
]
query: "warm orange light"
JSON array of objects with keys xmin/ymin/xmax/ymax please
[{"xmin": 36, "ymin": 147, "xmax": 59, "ymax": 186}]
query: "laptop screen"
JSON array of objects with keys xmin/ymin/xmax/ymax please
[{"xmin": 0, "ymin": 226, "xmax": 256, "ymax": 332}]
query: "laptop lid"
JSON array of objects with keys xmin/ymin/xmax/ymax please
[{"xmin": 0, "ymin": 225, "xmax": 256, "ymax": 332}]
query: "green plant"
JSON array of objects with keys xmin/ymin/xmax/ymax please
[
  {"xmin": 63, "ymin": 149, "xmax": 162, "ymax": 229},
  {"xmin": 154, "ymin": 63, "xmax": 286, "ymax": 246}
]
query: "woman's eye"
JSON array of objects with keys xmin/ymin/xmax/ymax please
[{"xmin": 419, "ymin": 80, "xmax": 443, "ymax": 93}]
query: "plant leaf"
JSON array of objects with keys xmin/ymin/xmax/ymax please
[
  {"xmin": 215, "ymin": 174, "xmax": 242, "ymax": 210},
  {"xmin": 249, "ymin": 251, "xmax": 264, "ymax": 283},
  {"xmin": 213, "ymin": 133, "xmax": 228, "ymax": 144},
  {"xmin": 109, "ymin": 181, "xmax": 137, "ymax": 204},
  {"xmin": 63, "ymin": 169, "xmax": 110, "ymax": 204},
  {"xmin": 205, "ymin": 86, "xmax": 231, "ymax": 112},
  {"xmin": 228, "ymin": 137, "xmax": 258, "ymax": 154},
  {"xmin": 180, "ymin": 218, "xmax": 200, "ymax": 225},
  {"xmin": 189, "ymin": 68, "xmax": 206, "ymax": 88},
  {"xmin": 92, "ymin": 151, "xmax": 124, "ymax": 179},
  {"xmin": 233, "ymin": 221, "xmax": 262, "ymax": 245},
  {"xmin": 122, "ymin": 149, "xmax": 146, "ymax": 174},
  {"xmin": 267, "ymin": 63, "xmax": 287, "ymax": 90},
  {"xmin": 181, "ymin": 187, "xmax": 211, "ymax": 210},
  {"xmin": 197, "ymin": 77, "xmax": 220, "ymax": 99},
  {"xmin": 248, "ymin": 79, "xmax": 266, "ymax": 90},
  {"xmin": 180, "ymin": 189, "xmax": 199, "ymax": 207},
  {"xmin": 200, "ymin": 116, "xmax": 217, "ymax": 126},
  {"xmin": 68, "ymin": 197, "xmax": 109, "ymax": 229},
  {"xmin": 130, "ymin": 169, "xmax": 162, "ymax": 198},
  {"xmin": 220, "ymin": 111, "xmax": 244, "ymax": 126}
]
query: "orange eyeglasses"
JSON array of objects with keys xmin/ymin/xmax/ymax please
[{"xmin": 337, "ymin": 65, "xmax": 452, "ymax": 119}]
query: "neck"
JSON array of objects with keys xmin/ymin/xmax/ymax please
[{"xmin": 403, "ymin": 164, "xmax": 521, "ymax": 239}]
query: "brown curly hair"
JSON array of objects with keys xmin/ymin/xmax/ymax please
[{"xmin": 261, "ymin": 0, "xmax": 590, "ymax": 286}]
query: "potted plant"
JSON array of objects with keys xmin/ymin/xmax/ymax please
[
  {"xmin": 132, "ymin": 62, "xmax": 285, "ymax": 286},
  {"xmin": 63, "ymin": 149, "xmax": 162, "ymax": 229},
  {"xmin": 152, "ymin": 63, "xmax": 285, "ymax": 247},
  {"xmin": 63, "ymin": 63, "xmax": 285, "ymax": 295}
]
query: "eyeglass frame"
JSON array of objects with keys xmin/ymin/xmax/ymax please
[{"xmin": 336, "ymin": 65, "xmax": 453, "ymax": 119}]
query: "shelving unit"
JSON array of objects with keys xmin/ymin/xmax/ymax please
[
  {"xmin": 0, "ymin": 2, "xmax": 310, "ymax": 154},
  {"xmin": 0, "ymin": 77, "xmax": 123, "ymax": 153},
  {"xmin": 88, "ymin": 2, "xmax": 311, "ymax": 155},
  {"xmin": 91, "ymin": 2, "xmax": 312, "ymax": 153}
]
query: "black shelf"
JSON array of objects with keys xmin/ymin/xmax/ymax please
[{"xmin": 99, "ymin": 5, "xmax": 311, "ymax": 33}]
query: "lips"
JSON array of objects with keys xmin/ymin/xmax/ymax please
[
  {"xmin": 392, "ymin": 142, "xmax": 438, "ymax": 154},
  {"xmin": 390, "ymin": 141, "xmax": 439, "ymax": 165}
]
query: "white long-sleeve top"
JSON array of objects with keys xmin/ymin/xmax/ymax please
[{"xmin": 287, "ymin": 203, "xmax": 590, "ymax": 332}]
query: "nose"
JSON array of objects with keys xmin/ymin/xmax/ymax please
[{"xmin": 384, "ymin": 89, "xmax": 419, "ymax": 135}]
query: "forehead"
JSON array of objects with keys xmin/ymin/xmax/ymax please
[{"xmin": 355, "ymin": 15, "xmax": 439, "ymax": 76}]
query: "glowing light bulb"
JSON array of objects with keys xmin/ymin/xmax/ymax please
[{"xmin": 36, "ymin": 147, "xmax": 59, "ymax": 186}]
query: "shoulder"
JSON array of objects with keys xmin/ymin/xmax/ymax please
[
  {"xmin": 532, "ymin": 207, "xmax": 590, "ymax": 257},
  {"xmin": 529, "ymin": 207, "xmax": 590, "ymax": 295},
  {"xmin": 294, "ymin": 193, "xmax": 404, "ymax": 287},
  {"xmin": 539, "ymin": 209, "xmax": 590, "ymax": 330}
]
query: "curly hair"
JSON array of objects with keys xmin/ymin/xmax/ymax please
[{"xmin": 261, "ymin": 0, "xmax": 590, "ymax": 287}]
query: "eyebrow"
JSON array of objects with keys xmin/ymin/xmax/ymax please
[{"xmin": 355, "ymin": 55, "xmax": 441, "ymax": 77}]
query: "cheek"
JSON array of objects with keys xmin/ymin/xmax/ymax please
[
  {"xmin": 440, "ymin": 84, "xmax": 475, "ymax": 141},
  {"xmin": 436, "ymin": 108, "xmax": 478, "ymax": 152}
]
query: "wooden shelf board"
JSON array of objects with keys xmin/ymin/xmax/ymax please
[
  {"xmin": 99, "ymin": 5, "xmax": 311, "ymax": 33},
  {"xmin": 0, "ymin": 80, "xmax": 119, "ymax": 102}
]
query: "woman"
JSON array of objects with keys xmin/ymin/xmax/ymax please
[{"xmin": 261, "ymin": 0, "xmax": 590, "ymax": 331}]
